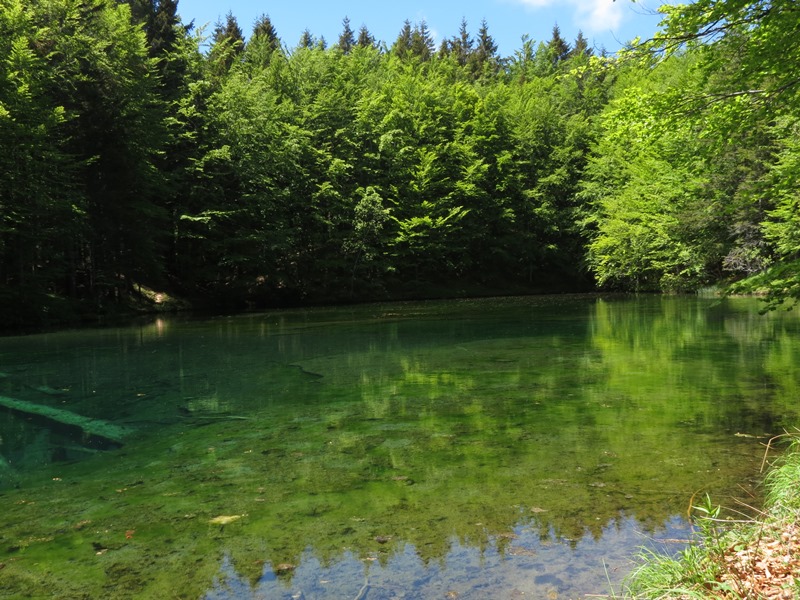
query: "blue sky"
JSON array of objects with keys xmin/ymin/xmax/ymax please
[{"xmin": 176, "ymin": 0, "xmax": 671, "ymax": 57}]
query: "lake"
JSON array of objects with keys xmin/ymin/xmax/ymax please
[{"xmin": 1, "ymin": 295, "xmax": 798, "ymax": 599}]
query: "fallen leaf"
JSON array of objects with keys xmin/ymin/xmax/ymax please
[{"xmin": 209, "ymin": 515, "xmax": 244, "ymax": 525}]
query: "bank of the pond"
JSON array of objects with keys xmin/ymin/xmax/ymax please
[
  {"xmin": 2, "ymin": 281, "xmax": 594, "ymax": 334},
  {"xmin": 625, "ymin": 437, "xmax": 800, "ymax": 599}
]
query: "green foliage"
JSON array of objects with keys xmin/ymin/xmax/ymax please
[
  {"xmin": 583, "ymin": 0, "xmax": 800, "ymax": 300},
  {"xmin": 0, "ymin": 0, "xmax": 172, "ymax": 324},
  {"xmin": 0, "ymin": 0, "xmax": 77, "ymax": 322},
  {"xmin": 208, "ymin": 11, "xmax": 244, "ymax": 76},
  {"xmin": 729, "ymin": 117, "xmax": 800, "ymax": 309},
  {"xmin": 765, "ymin": 438, "xmax": 800, "ymax": 512},
  {"xmin": 6, "ymin": 0, "xmax": 800, "ymax": 322},
  {"xmin": 600, "ymin": 0, "xmax": 800, "ymax": 306},
  {"xmin": 0, "ymin": 5, "xmax": 621, "ymax": 320},
  {"xmin": 583, "ymin": 88, "xmax": 715, "ymax": 292}
]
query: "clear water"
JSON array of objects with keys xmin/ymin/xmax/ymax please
[{"xmin": 0, "ymin": 295, "xmax": 798, "ymax": 599}]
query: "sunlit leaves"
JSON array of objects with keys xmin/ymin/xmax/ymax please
[
  {"xmin": 581, "ymin": 53, "xmax": 723, "ymax": 292},
  {"xmin": 632, "ymin": 0, "xmax": 800, "ymax": 305},
  {"xmin": 730, "ymin": 116, "xmax": 800, "ymax": 309}
]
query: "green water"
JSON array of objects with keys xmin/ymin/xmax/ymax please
[{"xmin": 0, "ymin": 295, "xmax": 798, "ymax": 599}]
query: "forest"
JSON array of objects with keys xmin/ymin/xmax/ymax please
[{"xmin": 1, "ymin": 0, "xmax": 798, "ymax": 327}]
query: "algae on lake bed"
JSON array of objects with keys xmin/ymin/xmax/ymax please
[{"xmin": 0, "ymin": 296, "xmax": 798, "ymax": 598}]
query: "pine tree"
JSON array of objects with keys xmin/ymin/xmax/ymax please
[
  {"xmin": 356, "ymin": 25, "xmax": 375, "ymax": 49},
  {"xmin": 118, "ymin": 0, "xmax": 184, "ymax": 95},
  {"xmin": 210, "ymin": 12, "xmax": 245, "ymax": 74},
  {"xmin": 547, "ymin": 24, "xmax": 571, "ymax": 66},
  {"xmin": 338, "ymin": 16, "xmax": 355, "ymax": 54},
  {"xmin": 470, "ymin": 18, "xmax": 498, "ymax": 76},
  {"xmin": 213, "ymin": 11, "xmax": 244, "ymax": 47},
  {"xmin": 410, "ymin": 20, "xmax": 434, "ymax": 61},
  {"xmin": 149, "ymin": 0, "xmax": 180, "ymax": 58},
  {"xmin": 252, "ymin": 13, "xmax": 279, "ymax": 53},
  {"xmin": 298, "ymin": 29, "xmax": 314, "ymax": 49},
  {"xmin": 441, "ymin": 17, "xmax": 473, "ymax": 66},
  {"xmin": 453, "ymin": 17, "xmax": 473, "ymax": 66},
  {"xmin": 438, "ymin": 38, "xmax": 452, "ymax": 59},
  {"xmin": 571, "ymin": 30, "xmax": 592, "ymax": 58},
  {"xmin": 392, "ymin": 20, "xmax": 413, "ymax": 59}
]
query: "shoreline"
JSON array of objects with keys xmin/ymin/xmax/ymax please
[{"xmin": 625, "ymin": 436, "xmax": 800, "ymax": 598}]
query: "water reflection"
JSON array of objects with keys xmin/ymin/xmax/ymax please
[
  {"xmin": 204, "ymin": 517, "xmax": 691, "ymax": 600},
  {"xmin": 0, "ymin": 296, "xmax": 798, "ymax": 598}
]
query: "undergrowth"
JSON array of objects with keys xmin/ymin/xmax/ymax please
[{"xmin": 623, "ymin": 434, "xmax": 800, "ymax": 599}]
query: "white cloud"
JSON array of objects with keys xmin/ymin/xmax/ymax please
[
  {"xmin": 575, "ymin": 0, "xmax": 624, "ymax": 31},
  {"xmin": 512, "ymin": 0, "xmax": 625, "ymax": 33}
]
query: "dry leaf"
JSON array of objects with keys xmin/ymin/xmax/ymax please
[{"xmin": 209, "ymin": 514, "xmax": 244, "ymax": 525}]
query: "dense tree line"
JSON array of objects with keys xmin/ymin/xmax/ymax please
[
  {"xmin": 0, "ymin": 0, "xmax": 798, "ymax": 326},
  {"xmin": 584, "ymin": 0, "xmax": 800, "ymax": 308}
]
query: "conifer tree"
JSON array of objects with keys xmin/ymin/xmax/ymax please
[
  {"xmin": 298, "ymin": 29, "xmax": 314, "ymax": 49},
  {"xmin": 454, "ymin": 17, "xmax": 473, "ymax": 66},
  {"xmin": 441, "ymin": 17, "xmax": 473, "ymax": 66},
  {"xmin": 338, "ymin": 16, "xmax": 355, "ymax": 54},
  {"xmin": 149, "ymin": 0, "xmax": 180, "ymax": 57},
  {"xmin": 548, "ymin": 24, "xmax": 571, "ymax": 65},
  {"xmin": 252, "ymin": 13, "xmax": 280, "ymax": 52},
  {"xmin": 357, "ymin": 25, "xmax": 376, "ymax": 49},
  {"xmin": 470, "ymin": 18, "xmax": 498, "ymax": 76},
  {"xmin": 392, "ymin": 20, "xmax": 413, "ymax": 59},
  {"xmin": 571, "ymin": 30, "xmax": 592, "ymax": 58},
  {"xmin": 210, "ymin": 12, "xmax": 245, "ymax": 74},
  {"xmin": 410, "ymin": 21, "xmax": 434, "ymax": 61}
]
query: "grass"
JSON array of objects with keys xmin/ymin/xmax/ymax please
[{"xmin": 623, "ymin": 434, "xmax": 800, "ymax": 599}]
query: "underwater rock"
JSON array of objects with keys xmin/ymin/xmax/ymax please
[
  {"xmin": 92, "ymin": 542, "xmax": 109, "ymax": 555},
  {"xmin": 275, "ymin": 563, "xmax": 296, "ymax": 574}
]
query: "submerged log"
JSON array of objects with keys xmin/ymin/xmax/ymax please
[{"xmin": 0, "ymin": 396, "xmax": 132, "ymax": 446}]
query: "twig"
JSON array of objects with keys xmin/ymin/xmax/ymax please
[
  {"xmin": 760, "ymin": 430, "xmax": 798, "ymax": 473},
  {"xmin": 353, "ymin": 575, "xmax": 369, "ymax": 600}
]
